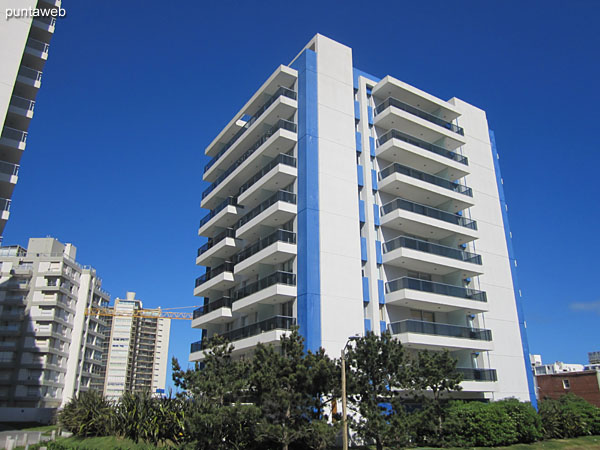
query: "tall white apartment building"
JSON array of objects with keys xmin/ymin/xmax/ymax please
[
  {"xmin": 103, "ymin": 293, "xmax": 171, "ymax": 400},
  {"xmin": 0, "ymin": 0, "xmax": 60, "ymax": 237},
  {"xmin": 0, "ymin": 237, "xmax": 109, "ymax": 423},
  {"xmin": 190, "ymin": 34, "xmax": 536, "ymax": 405}
]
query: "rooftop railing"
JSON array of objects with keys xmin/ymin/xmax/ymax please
[
  {"xmin": 236, "ymin": 190, "xmax": 296, "ymax": 229},
  {"xmin": 377, "ymin": 129, "xmax": 468, "ymax": 165},
  {"xmin": 190, "ymin": 315, "xmax": 295, "ymax": 352},
  {"xmin": 233, "ymin": 230, "xmax": 296, "ymax": 265},
  {"xmin": 192, "ymin": 296, "xmax": 232, "ymax": 319},
  {"xmin": 199, "ymin": 197, "xmax": 239, "ymax": 229},
  {"xmin": 383, "ymin": 236, "xmax": 482, "ymax": 265},
  {"xmin": 239, "ymin": 153, "xmax": 297, "ymax": 195},
  {"xmin": 385, "ymin": 276, "xmax": 487, "ymax": 302},
  {"xmin": 232, "ymin": 271, "xmax": 296, "ymax": 302},
  {"xmin": 388, "ymin": 319, "xmax": 492, "ymax": 341},
  {"xmin": 375, "ymin": 97, "xmax": 464, "ymax": 135},
  {"xmin": 379, "ymin": 162, "xmax": 472, "ymax": 197},
  {"xmin": 202, "ymin": 119, "xmax": 297, "ymax": 197},
  {"xmin": 381, "ymin": 198, "xmax": 477, "ymax": 230},
  {"xmin": 194, "ymin": 261, "xmax": 234, "ymax": 287},
  {"xmin": 205, "ymin": 87, "xmax": 297, "ymax": 172}
]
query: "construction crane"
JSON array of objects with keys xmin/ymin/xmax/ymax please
[{"xmin": 85, "ymin": 305, "xmax": 199, "ymax": 320}]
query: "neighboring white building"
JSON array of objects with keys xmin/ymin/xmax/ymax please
[
  {"xmin": 0, "ymin": 0, "xmax": 60, "ymax": 237},
  {"xmin": 103, "ymin": 293, "xmax": 171, "ymax": 400},
  {"xmin": 530, "ymin": 354, "xmax": 584, "ymax": 375},
  {"xmin": 0, "ymin": 237, "xmax": 109, "ymax": 423},
  {"xmin": 190, "ymin": 34, "xmax": 536, "ymax": 405}
]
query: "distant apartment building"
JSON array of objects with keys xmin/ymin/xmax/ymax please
[
  {"xmin": 0, "ymin": 0, "xmax": 61, "ymax": 237},
  {"xmin": 530, "ymin": 354, "xmax": 584, "ymax": 375},
  {"xmin": 190, "ymin": 34, "xmax": 535, "ymax": 405},
  {"xmin": 102, "ymin": 293, "xmax": 171, "ymax": 400},
  {"xmin": 536, "ymin": 371, "xmax": 600, "ymax": 407},
  {"xmin": 0, "ymin": 237, "xmax": 109, "ymax": 423}
]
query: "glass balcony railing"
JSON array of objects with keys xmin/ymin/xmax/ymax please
[
  {"xmin": 1, "ymin": 127, "xmax": 27, "ymax": 143},
  {"xmin": 385, "ymin": 277, "xmax": 487, "ymax": 302},
  {"xmin": 457, "ymin": 367, "xmax": 497, "ymax": 382},
  {"xmin": 197, "ymin": 228, "xmax": 236, "ymax": 257},
  {"xmin": 26, "ymin": 38, "xmax": 50, "ymax": 54},
  {"xmin": 383, "ymin": 236, "xmax": 482, "ymax": 265},
  {"xmin": 18, "ymin": 66, "xmax": 43, "ymax": 83},
  {"xmin": 193, "ymin": 296, "xmax": 232, "ymax": 319},
  {"xmin": 377, "ymin": 129, "xmax": 468, "ymax": 165},
  {"xmin": 381, "ymin": 198, "xmax": 477, "ymax": 230},
  {"xmin": 194, "ymin": 261, "xmax": 234, "ymax": 288},
  {"xmin": 375, "ymin": 97, "xmax": 464, "ymax": 136},
  {"xmin": 190, "ymin": 315, "xmax": 295, "ymax": 352},
  {"xmin": 236, "ymin": 190, "xmax": 296, "ymax": 229},
  {"xmin": 388, "ymin": 319, "xmax": 492, "ymax": 341},
  {"xmin": 233, "ymin": 230, "xmax": 296, "ymax": 265},
  {"xmin": 205, "ymin": 87, "xmax": 297, "ymax": 173},
  {"xmin": 379, "ymin": 163, "xmax": 472, "ymax": 197},
  {"xmin": 9, "ymin": 96, "xmax": 35, "ymax": 113},
  {"xmin": 0, "ymin": 198, "xmax": 11, "ymax": 212},
  {"xmin": 34, "ymin": 16, "xmax": 56, "ymax": 27},
  {"xmin": 202, "ymin": 120, "xmax": 297, "ymax": 198},
  {"xmin": 0, "ymin": 161, "xmax": 19, "ymax": 177},
  {"xmin": 239, "ymin": 153, "xmax": 297, "ymax": 195},
  {"xmin": 199, "ymin": 197, "xmax": 239, "ymax": 228},
  {"xmin": 232, "ymin": 271, "xmax": 296, "ymax": 302}
]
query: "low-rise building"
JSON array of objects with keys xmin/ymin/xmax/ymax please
[{"xmin": 536, "ymin": 370, "xmax": 600, "ymax": 407}]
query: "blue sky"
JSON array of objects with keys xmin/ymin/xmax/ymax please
[{"xmin": 5, "ymin": 0, "xmax": 600, "ymax": 386}]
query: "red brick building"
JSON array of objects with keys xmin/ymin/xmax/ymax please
[{"xmin": 536, "ymin": 370, "xmax": 600, "ymax": 407}]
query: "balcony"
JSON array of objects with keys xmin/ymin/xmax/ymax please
[
  {"xmin": 32, "ymin": 17, "xmax": 56, "ymax": 33},
  {"xmin": 388, "ymin": 319, "xmax": 493, "ymax": 351},
  {"xmin": 0, "ymin": 198, "xmax": 11, "ymax": 220},
  {"xmin": 204, "ymin": 87, "xmax": 298, "ymax": 181},
  {"xmin": 25, "ymin": 38, "xmax": 50, "ymax": 60},
  {"xmin": 8, "ymin": 96, "xmax": 35, "ymax": 120},
  {"xmin": 0, "ymin": 162, "xmax": 19, "ymax": 198},
  {"xmin": 190, "ymin": 315, "xmax": 295, "ymax": 361},
  {"xmin": 457, "ymin": 367, "xmax": 497, "ymax": 382},
  {"xmin": 379, "ymin": 163, "xmax": 474, "ymax": 212},
  {"xmin": 193, "ymin": 261, "xmax": 235, "ymax": 297},
  {"xmin": 196, "ymin": 228, "xmax": 242, "ymax": 267},
  {"xmin": 234, "ymin": 230, "xmax": 297, "ymax": 276},
  {"xmin": 0, "ymin": 127, "xmax": 27, "ymax": 151},
  {"xmin": 235, "ymin": 190, "xmax": 297, "ymax": 240},
  {"xmin": 238, "ymin": 153, "xmax": 297, "ymax": 210},
  {"xmin": 231, "ymin": 271, "xmax": 296, "ymax": 313},
  {"xmin": 198, "ymin": 197, "xmax": 241, "ymax": 237},
  {"xmin": 385, "ymin": 277, "xmax": 488, "ymax": 313},
  {"xmin": 17, "ymin": 67, "xmax": 43, "ymax": 89},
  {"xmin": 380, "ymin": 198, "xmax": 478, "ymax": 244},
  {"xmin": 201, "ymin": 120, "xmax": 297, "ymax": 209},
  {"xmin": 191, "ymin": 296, "xmax": 233, "ymax": 328},
  {"xmin": 382, "ymin": 236, "xmax": 483, "ymax": 277}
]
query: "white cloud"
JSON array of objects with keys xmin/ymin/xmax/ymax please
[{"xmin": 569, "ymin": 301, "xmax": 600, "ymax": 315}]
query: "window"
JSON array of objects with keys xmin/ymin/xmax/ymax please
[{"xmin": 562, "ymin": 379, "xmax": 570, "ymax": 389}]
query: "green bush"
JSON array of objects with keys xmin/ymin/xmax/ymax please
[
  {"xmin": 539, "ymin": 393, "xmax": 600, "ymax": 439},
  {"xmin": 496, "ymin": 398, "xmax": 542, "ymax": 443},
  {"xmin": 58, "ymin": 390, "xmax": 116, "ymax": 437}
]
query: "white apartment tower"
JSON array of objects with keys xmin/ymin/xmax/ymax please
[
  {"xmin": 190, "ymin": 35, "xmax": 536, "ymax": 405},
  {"xmin": 0, "ymin": 237, "xmax": 109, "ymax": 423},
  {"xmin": 0, "ymin": 0, "xmax": 60, "ymax": 237},
  {"xmin": 103, "ymin": 293, "xmax": 171, "ymax": 400}
]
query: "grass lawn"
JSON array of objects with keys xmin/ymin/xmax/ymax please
[
  {"xmin": 22, "ymin": 435, "xmax": 172, "ymax": 449},
  {"xmin": 414, "ymin": 435, "xmax": 600, "ymax": 450}
]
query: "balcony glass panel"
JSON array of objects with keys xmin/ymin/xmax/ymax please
[
  {"xmin": 232, "ymin": 271, "xmax": 296, "ymax": 301},
  {"xmin": 383, "ymin": 236, "xmax": 482, "ymax": 264},
  {"xmin": 9, "ymin": 96, "xmax": 35, "ymax": 112},
  {"xmin": 378, "ymin": 129, "xmax": 468, "ymax": 165},
  {"xmin": 385, "ymin": 277, "xmax": 487, "ymax": 302},
  {"xmin": 375, "ymin": 97, "xmax": 464, "ymax": 135},
  {"xmin": 191, "ymin": 315, "xmax": 295, "ymax": 351},
  {"xmin": 380, "ymin": 163, "xmax": 472, "ymax": 197},
  {"xmin": 1, "ymin": 127, "xmax": 27, "ymax": 143},
  {"xmin": 0, "ymin": 199, "xmax": 11, "ymax": 212},
  {"xmin": 194, "ymin": 261, "xmax": 234, "ymax": 287},
  {"xmin": 26, "ymin": 38, "xmax": 49, "ymax": 53},
  {"xmin": 457, "ymin": 367, "xmax": 497, "ymax": 382},
  {"xmin": 236, "ymin": 190, "xmax": 296, "ymax": 229},
  {"xmin": 381, "ymin": 198, "xmax": 477, "ymax": 230},
  {"xmin": 388, "ymin": 319, "xmax": 492, "ymax": 341},
  {"xmin": 18, "ymin": 67, "xmax": 42, "ymax": 83},
  {"xmin": 234, "ymin": 230, "xmax": 296, "ymax": 264},
  {"xmin": 205, "ymin": 88, "xmax": 297, "ymax": 172},
  {"xmin": 199, "ymin": 197, "xmax": 239, "ymax": 228},
  {"xmin": 193, "ymin": 296, "xmax": 232, "ymax": 319},
  {"xmin": 238, "ymin": 153, "xmax": 297, "ymax": 195},
  {"xmin": 0, "ymin": 161, "xmax": 19, "ymax": 177},
  {"xmin": 197, "ymin": 228, "xmax": 236, "ymax": 257}
]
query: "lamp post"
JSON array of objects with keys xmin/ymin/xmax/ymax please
[{"xmin": 341, "ymin": 336, "xmax": 358, "ymax": 450}]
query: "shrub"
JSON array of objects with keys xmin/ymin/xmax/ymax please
[
  {"xmin": 496, "ymin": 398, "xmax": 542, "ymax": 443},
  {"xmin": 58, "ymin": 390, "xmax": 116, "ymax": 437},
  {"xmin": 539, "ymin": 393, "xmax": 600, "ymax": 439}
]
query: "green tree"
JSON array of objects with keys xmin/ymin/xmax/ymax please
[
  {"xmin": 250, "ymin": 328, "xmax": 338, "ymax": 450},
  {"xmin": 345, "ymin": 331, "xmax": 410, "ymax": 450}
]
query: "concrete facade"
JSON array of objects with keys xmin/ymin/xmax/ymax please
[
  {"xmin": 0, "ymin": 0, "xmax": 60, "ymax": 238},
  {"xmin": 0, "ymin": 237, "xmax": 109, "ymax": 423},
  {"xmin": 190, "ymin": 34, "xmax": 534, "ymax": 404},
  {"xmin": 103, "ymin": 293, "xmax": 171, "ymax": 400}
]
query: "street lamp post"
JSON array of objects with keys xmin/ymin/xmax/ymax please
[{"xmin": 341, "ymin": 336, "xmax": 358, "ymax": 450}]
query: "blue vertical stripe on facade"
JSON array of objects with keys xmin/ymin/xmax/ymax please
[
  {"xmin": 291, "ymin": 50, "xmax": 321, "ymax": 353},
  {"xmin": 359, "ymin": 200, "xmax": 366, "ymax": 223},
  {"xmin": 364, "ymin": 319, "xmax": 372, "ymax": 333},
  {"xmin": 367, "ymin": 106, "xmax": 374, "ymax": 125},
  {"xmin": 360, "ymin": 237, "xmax": 368, "ymax": 262},
  {"xmin": 371, "ymin": 169, "xmax": 378, "ymax": 191},
  {"xmin": 362, "ymin": 277, "xmax": 370, "ymax": 302},
  {"xmin": 378, "ymin": 279, "xmax": 385, "ymax": 304},
  {"xmin": 357, "ymin": 165, "xmax": 364, "ymax": 187},
  {"xmin": 489, "ymin": 130, "xmax": 537, "ymax": 408},
  {"xmin": 369, "ymin": 136, "xmax": 376, "ymax": 158},
  {"xmin": 354, "ymin": 101, "xmax": 360, "ymax": 120},
  {"xmin": 373, "ymin": 204, "xmax": 380, "ymax": 226},
  {"xmin": 355, "ymin": 131, "xmax": 362, "ymax": 152},
  {"xmin": 375, "ymin": 240, "xmax": 383, "ymax": 265}
]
